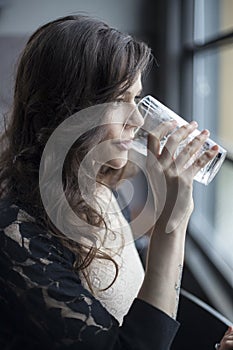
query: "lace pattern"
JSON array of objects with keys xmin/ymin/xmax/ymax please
[{"xmin": 80, "ymin": 185, "xmax": 144, "ymax": 325}]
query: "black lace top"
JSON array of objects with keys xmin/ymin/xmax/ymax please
[{"xmin": 0, "ymin": 198, "xmax": 179, "ymax": 349}]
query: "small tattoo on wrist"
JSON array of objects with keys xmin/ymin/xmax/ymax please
[{"xmin": 173, "ymin": 264, "xmax": 183, "ymax": 319}]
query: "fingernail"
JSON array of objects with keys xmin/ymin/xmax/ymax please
[
  {"xmin": 190, "ymin": 121, "xmax": 198, "ymax": 127},
  {"xmin": 201, "ymin": 129, "xmax": 210, "ymax": 135},
  {"xmin": 211, "ymin": 145, "xmax": 219, "ymax": 151}
]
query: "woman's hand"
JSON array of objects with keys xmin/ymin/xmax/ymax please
[
  {"xmin": 216, "ymin": 326, "xmax": 233, "ymax": 350},
  {"xmin": 146, "ymin": 120, "xmax": 218, "ymax": 233}
]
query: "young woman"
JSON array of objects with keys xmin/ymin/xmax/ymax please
[{"xmin": 0, "ymin": 15, "xmax": 219, "ymax": 349}]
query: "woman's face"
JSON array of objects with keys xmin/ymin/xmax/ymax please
[{"xmin": 100, "ymin": 74, "xmax": 144, "ymax": 169}]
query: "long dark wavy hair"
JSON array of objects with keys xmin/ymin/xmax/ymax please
[{"xmin": 0, "ymin": 15, "xmax": 152, "ymax": 291}]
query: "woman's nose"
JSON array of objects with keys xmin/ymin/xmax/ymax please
[{"xmin": 127, "ymin": 104, "xmax": 144, "ymax": 130}]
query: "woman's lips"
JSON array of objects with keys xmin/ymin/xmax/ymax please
[{"xmin": 113, "ymin": 139, "xmax": 133, "ymax": 151}]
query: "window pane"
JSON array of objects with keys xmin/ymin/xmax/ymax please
[
  {"xmin": 215, "ymin": 161, "xmax": 233, "ymax": 267},
  {"xmin": 194, "ymin": 0, "xmax": 233, "ymax": 42},
  {"xmin": 190, "ymin": 45, "xmax": 233, "ymax": 273},
  {"xmin": 219, "ymin": 45, "xmax": 233, "ymax": 156},
  {"xmin": 220, "ymin": 0, "xmax": 233, "ymax": 34}
]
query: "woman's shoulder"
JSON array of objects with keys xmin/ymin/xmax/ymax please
[
  {"xmin": 0, "ymin": 199, "xmax": 117, "ymax": 349},
  {"xmin": 0, "ymin": 197, "xmax": 75, "ymax": 267}
]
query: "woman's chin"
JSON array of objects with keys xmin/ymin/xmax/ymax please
[{"xmin": 106, "ymin": 157, "xmax": 128, "ymax": 169}]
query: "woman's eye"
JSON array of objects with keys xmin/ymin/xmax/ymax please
[
  {"xmin": 134, "ymin": 95, "xmax": 142, "ymax": 103},
  {"xmin": 113, "ymin": 95, "xmax": 142, "ymax": 105},
  {"xmin": 113, "ymin": 98, "xmax": 125, "ymax": 106}
]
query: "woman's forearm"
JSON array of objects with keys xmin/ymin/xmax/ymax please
[{"xmin": 137, "ymin": 218, "xmax": 188, "ymax": 319}]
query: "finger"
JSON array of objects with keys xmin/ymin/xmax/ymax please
[
  {"xmin": 187, "ymin": 145, "xmax": 219, "ymax": 177},
  {"xmin": 160, "ymin": 121, "xmax": 198, "ymax": 162},
  {"xmin": 147, "ymin": 120, "xmax": 177, "ymax": 156},
  {"xmin": 221, "ymin": 339, "xmax": 233, "ymax": 349},
  {"xmin": 158, "ymin": 121, "xmax": 198, "ymax": 168},
  {"xmin": 174, "ymin": 129, "xmax": 210, "ymax": 169},
  {"xmin": 225, "ymin": 326, "xmax": 233, "ymax": 335}
]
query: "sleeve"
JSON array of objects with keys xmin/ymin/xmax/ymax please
[{"xmin": 0, "ymin": 211, "xmax": 179, "ymax": 350}]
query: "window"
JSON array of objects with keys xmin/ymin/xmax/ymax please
[
  {"xmin": 181, "ymin": 0, "xmax": 233, "ymax": 318},
  {"xmin": 140, "ymin": 1, "xmax": 232, "ymax": 318}
]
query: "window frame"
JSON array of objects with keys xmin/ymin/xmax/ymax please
[
  {"xmin": 180, "ymin": 0, "xmax": 233, "ymax": 320},
  {"xmin": 137, "ymin": 0, "xmax": 232, "ymax": 319}
]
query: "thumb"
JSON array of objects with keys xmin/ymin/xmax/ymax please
[{"xmin": 225, "ymin": 326, "xmax": 233, "ymax": 335}]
